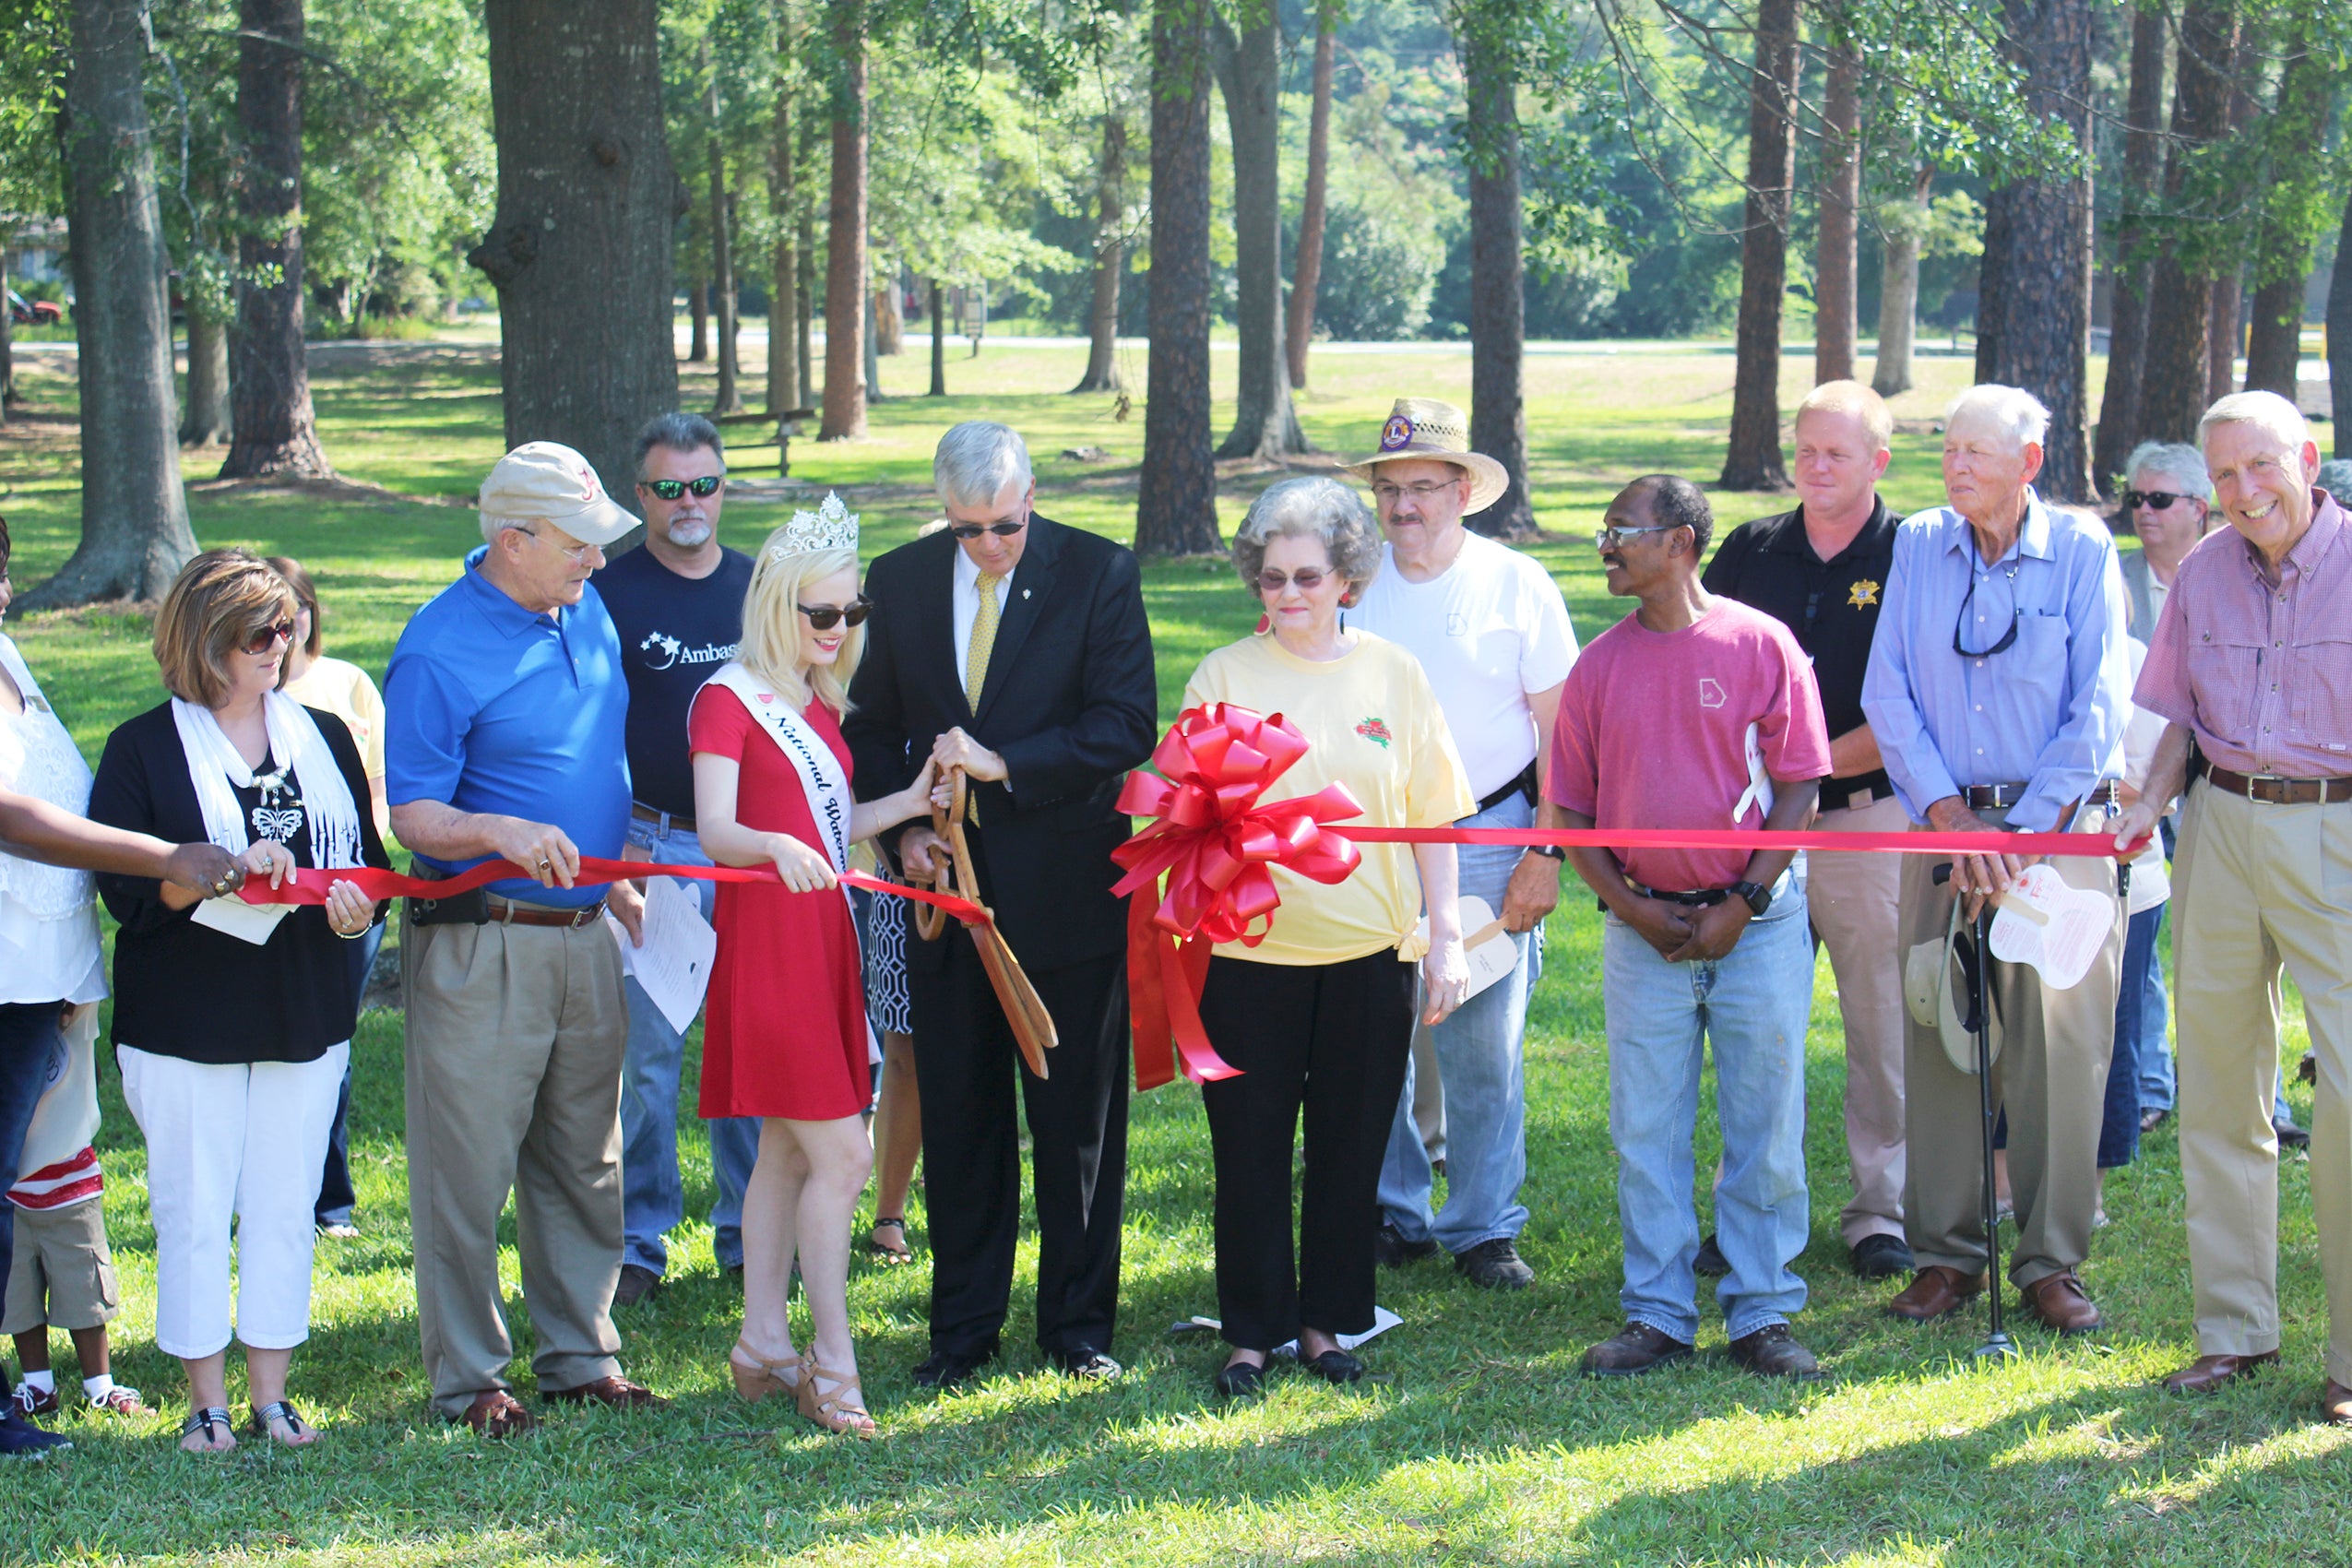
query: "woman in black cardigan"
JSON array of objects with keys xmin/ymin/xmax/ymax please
[{"xmin": 89, "ymin": 551, "xmax": 387, "ymax": 1454}]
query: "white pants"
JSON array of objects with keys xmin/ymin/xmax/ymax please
[{"xmin": 118, "ymin": 1043, "xmax": 346, "ymax": 1360}]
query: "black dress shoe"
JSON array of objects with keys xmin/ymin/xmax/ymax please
[
  {"xmin": 2275, "ymin": 1113, "xmax": 2310, "ymax": 1151},
  {"xmin": 1300, "ymin": 1348, "xmax": 1363, "ymax": 1384},
  {"xmin": 1051, "ymin": 1344, "xmax": 1123, "ymax": 1381},
  {"xmin": 1693, "ymin": 1232, "xmax": 1729, "ymax": 1277},
  {"xmin": 1375, "ymin": 1221, "xmax": 1439, "ymax": 1267},
  {"xmin": 1215, "ymin": 1359, "xmax": 1267, "ymax": 1398},
  {"xmin": 1850, "ymin": 1234, "xmax": 1915, "ymax": 1279},
  {"xmin": 911, "ymin": 1346, "xmax": 996, "ymax": 1390}
]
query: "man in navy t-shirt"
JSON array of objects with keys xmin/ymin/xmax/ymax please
[{"xmin": 592, "ymin": 413, "xmax": 759, "ymax": 1306}]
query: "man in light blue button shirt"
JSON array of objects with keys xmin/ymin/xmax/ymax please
[{"xmin": 1860, "ymin": 385, "xmax": 2131, "ymax": 1337}]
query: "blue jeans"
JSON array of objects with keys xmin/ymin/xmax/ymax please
[
  {"xmin": 1602, "ymin": 870, "xmax": 1811, "ymax": 1344},
  {"xmin": 0, "ymin": 1003, "xmax": 65, "ymax": 1336},
  {"xmin": 1378, "ymin": 792, "xmax": 1538, "ymax": 1253},
  {"xmin": 620, "ymin": 815, "xmax": 759, "ymax": 1276}
]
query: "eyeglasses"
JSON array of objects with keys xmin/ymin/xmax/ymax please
[
  {"xmin": 240, "ymin": 620, "xmax": 296, "ymax": 655},
  {"xmin": 798, "ymin": 597, "xmax": 872, "ymax": 631},
  {"xmin": 643, "ymin": 476, "xmax": 722, "ymax": 501},
  {"xmin": 1952, "ymin": 564, "xmax": 2021, "ymax": 659},
  {"xmin": 1370, "ymin": 480, "xmax": 1460, "ymax": 505},
  {"xmin": 2121, "ymin": 490, "xmax": 2192, "ymax": 512},
  {"xmin": 1256, "ymin": 568, "xmax": 1330, "ymax": 594},
  {"xmin": 513, "ymin": 526, "xmax": 600, "ymax": 564},
  {"xmin": 948, "ymin": 518, "xmax": 1028, "ymax": 540},
  {"xmin": 1594, "ymin": 524, "xmax": 1682, "ymax": 551}
]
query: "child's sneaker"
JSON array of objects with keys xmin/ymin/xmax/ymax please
[
  {"xmin": 90, "ymin": 1385, "xmax": 148, "ymax": 1418},
  {"xmin": 9, "ymin": 1384, "xmax": 59, "ymax": 1419}
]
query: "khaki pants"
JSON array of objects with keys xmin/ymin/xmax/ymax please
[
  {"xmin": 1808, "ymin": 791, "xmax": 1911, "ymax": 1246},
  {"xmin": 2172, "ymin": 780, "xmax": 2352, "ymax": 1384},
  {"xmin": 1899, "ymin": 805, "xmax": 2123, "ymax": 1287},
  {"xmin": 403, "ymin": 911, "xmax": 628, "ymax": 1418}
]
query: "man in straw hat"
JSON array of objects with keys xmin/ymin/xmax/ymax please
[
  {"xmin": 1346, "ymin": 398, "xmax": 1578, "ymax": 1291},
  {"xmin": 385, "ymin": 441, "xmax": 664, "ymax": 1436}
]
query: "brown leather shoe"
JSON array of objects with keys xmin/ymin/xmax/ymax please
[
  {"xmin": 1884, "ymin": 1265, "xmax": 1988, "ymax": 1322},
  {"xmin": 541, "ymin": 1375, "xmax": 669, "ymax": 1411},
  {"xmin": 2018, "ymin": 1269, "xmax": 2102, "ymax": 1335},
  {"xmin": 2161, "ymin": 1351, "xmax": 2279, "ymax": 1394},
  {"xmin": 457, "ymin": 1389, "xmax": 536, "ymax": 1438},
  {"xmin": 2323, "ymin": 1381, "xmax": 2352, "ymax": 1426},
  {"xmin": 1579, "ymin": 1321, "xmax": 1693, "ymax": 1377}
]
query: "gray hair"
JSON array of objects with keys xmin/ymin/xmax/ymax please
[
  {"xmin": 932, "ymin": 421, "xmax": 1032, "ymax": 509},
  {"xmin": 2315, "ymin": 458, "xmax": 2352, "ymax": 496},
  {"xmin": 1231, "ymin": 477, "xmax": 1384, "ymax": 596},
  {"xmin": 1947, "ymin": 384, "xmax": 2051, "ymax": 451},
  {"xmin": 634, "ymin": 411, "xmax": 725, "ymax": 479},
  {"xmin": 2122, "ymin": 440, "xmax": 2210, "ymax": 501},
  {"xmin": 2199, "ymin": 390, "xmax": 2312, "ymax": 465},
  {"xmin": 479, "ymin": 512, "xmax": 543, "ymax": 547}
]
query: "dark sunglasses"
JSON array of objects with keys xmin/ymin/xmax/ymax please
[
  {"xmin": 2120, "ymin": 489, "xmax": 2192, "ymax": 512},
  {"xmin": 240, "ymin": 619, "xmax": 296, "ymax": 655},
  {"xmin": 797, "ymin": 597, "xmax": 872, "ymax": 631},
  {"xmin": 1257, "ymin": 568, "xmax": 1329, "ymax": 593},
  {"xmin": 949, "ymin": 519, "xmax": 1028, "ymax": 540},
  {"xmin": 643, "ymin": 476, "xmax": 722, "ymax": 500},
  {"xmin": 1951, "ymin": 565, "xmax": 2020, "ymax": 659}
]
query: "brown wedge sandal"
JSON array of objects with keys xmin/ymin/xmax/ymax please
[
  {"xmin": 729, "ymin": 1340, "xmax": 806, "ymax": 1406},
  {"xmin": 795, "ymin": 1361, "xmax": 876, "ymax": 1439}
]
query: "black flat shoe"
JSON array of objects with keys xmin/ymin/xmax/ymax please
[
  {"xmin": 1300, "ymin": 1348, "xmax": 1362, "ymax": 1384},
  {"xmin": 911, "ymin": 1346, "xmax": 996, "ymax": 1390},
  {"xmin": 1215, "ymin": 1360, "xmax": 1266, "ymax": 1398}
]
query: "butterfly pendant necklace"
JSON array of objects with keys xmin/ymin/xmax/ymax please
[{"xmin": 249, "ymin": 760, "xmax": 306, "ymax": 845}]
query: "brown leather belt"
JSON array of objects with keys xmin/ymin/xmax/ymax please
[
  {"xmin": 1962, "ymin": 781, "xmax": 2119, "ymax": 812},
  {"xmin": 631, "ymin": 802, "xmax": 695, "ymax": 832},
  {"xmin": 2206, "ymin": 766, "xmax": 2352, "ymax": 805},
  {"xmin": 485, "ymin": 894, "xmax": 609, "ymax": 929}
]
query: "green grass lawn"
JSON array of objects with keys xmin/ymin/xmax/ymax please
[{"xmin": 0, "ymin": 339, "xmax": 2339, "ymax": 1565}]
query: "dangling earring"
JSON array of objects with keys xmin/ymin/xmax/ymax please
[{"xmin": 1254, "ymin": 612, "xmax": 1271, "ymax": 635}]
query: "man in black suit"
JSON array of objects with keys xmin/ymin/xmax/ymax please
[{"xmin": 845, "ymin": 421, "xmax": 1157, "ymax": 1386}]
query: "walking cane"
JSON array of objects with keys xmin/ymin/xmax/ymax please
[{"xmin": 1936, "ymin": 861, "xmax": 2018, "ymax": 1360}]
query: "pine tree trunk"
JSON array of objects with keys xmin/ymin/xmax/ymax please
[
  {"xmin": 2092, "ymin": 1, "xmax": 2167, "ymax": 493},
  {"xmin": 2205, "ymin": 271, "xmax": 2240, "ymax": 405},
  {"xmin": 180, "ymin": 310, "xmax": 232, "ymax": 445},
  {"xmin": 2243, "ymin": 44, "xmax": 2332, "ymax": 400},
  {"xmin": 25, "ymin": 0, "xmax": 198, "ymax": 608},
  {"xmin": 874, "ymin": 278, "xmax": 902, "ymax": 353},
  {"xmin": 817, "ymin": 0, "xmax": 866, "ymax": 440},
  {"xmin": 689, "ymin": 281, "xmax": 708, "ymax": 362},
  {"xmin": 861, "ymin": 282, "xmax": 884, "ymax": 400},
  {"xmin": 1720, "ymin": 0, "xmax": 1800, "ymax": 492},
  {"xmin": 1072, "ymin": 113, "xmax": 1126, "ymax": 394},
  {"xmin": 1459, "ymin": 13, "xmax": 1536, "ymax": 537},
  {"xmin": 220, "ymin": 0, "xmax": 328, "ymax": 480},
  {"xmin": 1975, "ymin": 192, "xmax": 2008, "ymax": 383},
  {"xmin": 708, "ymin": 65, "xmax": 744, "ymax": 415},
  {"xmin": 1211, "ymin": 18, "xmax": 1306, "ymax": 460},
  {"xmin": 1287, "ymin": 2, "xmax": 1336, "ymax": 390},
  {"xmin": 2242, "ymin": 270, "xmax": 2304, "ymax": 398},
  {"xmin": 1984, "ymin": 0, "xmax": 2095, "ymax": 502},
  {"xmin": 1871, "ymin": 166, "xmax": 1930, "ymax": 398},
  {"xmin": 0, "ymin": 245, "xmax": 15, "ymax": 414},
  {"xmin": 1134, "ymin": 0, "xmax": 1220, "ymax": 557},
  {"xmin": 929, "ymin": 278, "xmax": 946, "ymax": 396},
  {"xmin": 2141, "ymin": 0, "xmax": 2237, "ymax": 444},
  {"xmin": 1812, "ymin": 42, "xmax": 1859, "ymax": 386},
  {"xmin": 467, "ymin": 0, "xmax": 678, "ymax": 505},
  {"xmin": 2330, "ymin": 191, "xmax": 2352, "ymax": 460},
  {"xmin": 766, "ymin": 34, "xmax": 797, "ymax": 417},
  {"xmin": 796, "ymin": 198, "xmax": 815, "ymax": 407}
]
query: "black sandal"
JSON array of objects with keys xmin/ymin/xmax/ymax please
[
  {"xmin": 179, "ymin": 1406, "xmax": 233, "ymax": 1450},
  {"xmin": 866, "ymin": 1217, "xmax": 913, "ymax": 1263},
  {"xmin": 250, "ymin": 1399, "xmax": 314, "ymax": 1443}
]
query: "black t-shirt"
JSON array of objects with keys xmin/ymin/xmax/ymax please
[
  {"xmin": 1702, "ymin": 498, "xmax": 1897, "ymax": 811},
  {"xmin": 592, "ymin": 541, "xmax": 755, "ymax": 818}
]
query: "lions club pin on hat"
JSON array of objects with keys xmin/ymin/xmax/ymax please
[
  {"xmin": 479, "ymin": 441, "xmax": 641, "ymax": 548},
  {"xmin": 1346, "ymin": 398, "xmax": 1510, "ymax": 516}
]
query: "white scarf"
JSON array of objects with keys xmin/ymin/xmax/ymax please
[
  {"xmin": 705, "ymin": 662, "xmax": 852, "ymax": 882},
  {"xmin": 169, "ymin": 691, "xmax": 364, "ymax": 871}
]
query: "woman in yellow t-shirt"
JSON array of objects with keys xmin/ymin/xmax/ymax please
[{"xmin": 1180, "ymin": 476, "xmax": 1475, "ymax": 1398}]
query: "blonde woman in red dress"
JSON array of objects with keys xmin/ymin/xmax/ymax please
[{"xmin": 690, "ymin": 494, "xmax": 936, "ymax": 1437}]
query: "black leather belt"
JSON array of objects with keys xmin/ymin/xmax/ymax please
[
  {"xmin": 1961, "ymin": 780, "xmax": 2119, "ymax": 811},
  {"xmin": 1478, "ymin": 759, "xmax": 1539, "ymax": 816},
  {"xmin": 2206, "ymin": 767, "xmax": 2352, "ymax": 805},
  {"xmin": 632, "ymin": 802, "xmax": 695, "ymax": 832},
  {"xmin": 1629, "ymin": 883, "xmax": 1728, "ymax": 907}
]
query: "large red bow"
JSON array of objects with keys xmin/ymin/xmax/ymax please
[{"xmin": 1112, "ymin": 703, "xmax": 1364, "ymax": 1088}]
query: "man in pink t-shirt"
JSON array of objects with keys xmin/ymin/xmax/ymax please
[{"xmin": 1544, "ymin": 475, "xmax": 1833, "ymax": 1381}]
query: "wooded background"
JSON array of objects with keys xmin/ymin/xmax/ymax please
[{"xmin": 3, "ymin": 0, "xmax": 2346, "ymax": 600}]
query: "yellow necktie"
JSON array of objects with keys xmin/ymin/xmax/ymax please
[{"xmin": 967, "ymin": 572, "xmax": 1003, "ymax": 705}]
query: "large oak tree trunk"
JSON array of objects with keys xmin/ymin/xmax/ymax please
[
  {"xmin": 28, "ymin": 0, "xmax": 197, "ymax": 608},
  {"xmin": 1287, "ymin": 0, "xmax": 1336, "ymax": 390},
  {"xmin": 1812, "ymin": 42, "xmax": 1859, "ymax": 386},
  {"xmin": 1974, "ymin": 192, "xmax": 2008, "ymax": 382},
  {"xmin": 180, "ymin": 309, "xmax": 232, "ymax": 445},
  {"xmin": 2331, "ymin": 191, "xmax": 2352, "ymax": 460},
  {"xmin": 874, "ymin": 277, "xmax": 902, "ymax": 354},
  {"xmin": 1072, "ymin": 113, "xmax": 1126, "ymax": 394},
  {"xmin": 1135, "ymin": 0, "xmax": 1220, "ymax": 556},
  {"xmin": 2140, "ymin": 0, "xmax": 2237, "ymax": 443},
  {"xmin": 1720, "ymin": 0, "xmax": 1800, "ymax": 492},
  {"xmin": 1871, "ymin": 165, "xmax": 1932, "ymax": 398},
  {"xmin": 1211, "ymin": 17, "xmax": 1306, "ymax": 460},
  {"xmin": 2092, "ymin": 1, "xmax": 2167, "ymax": 492},
  {"xmin": 468, "ymin": 0, "xmax": 678, "ymax": 506},
  {"xmin": 2243, "ymin": 270, "xmax": 2304, "ymax": 399},
  {"xmin": 1460, "ymin": 12, "xmax": 1536, "ymax": 537},
  {"xmin": 1983, "ymin": 0, "xmax": 2095, "ymax": 501},
  {"xmin": 220, "ymin": 0, "xmax": 327, "ymax": 480},
  {"xmin": 2244, "ymin": 44, "xmax": 2332, "ymax": 398},
  {"xmin": 766, "ymin": 39, "xmax": 798, "ymax": 417},
  {"xmin": 707, "ymin": 65, "xmax": 744, "ymax": 415},
  {"xmin": 817, "ymin": 0, "xmax": 866, "ymax": 440}
]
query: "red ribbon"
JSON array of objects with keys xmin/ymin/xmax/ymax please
[
  {"xmin": 1341, "ymin": 826, "xmax": 2144, "ymax": 859},
  {"xmin": 238, "ymin": 855, "xmax": 992, "ymax": 928},
  {"xmin": 1110, "ymin": 704, "xmax": 1369, "ymax": 1089}
]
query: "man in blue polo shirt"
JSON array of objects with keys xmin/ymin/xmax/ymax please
[{"xmin": 386, "ymin": 441, "xmax": 660, "ymax": 1438}]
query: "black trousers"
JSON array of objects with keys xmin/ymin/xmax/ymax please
[
  {"xmin": 908, "ymin": 937, "xmax": 1129, "ymax": 1360},
  {"xmin": 1196, "ymin": 951, "xmax": 1415, "ymax": 1352}
]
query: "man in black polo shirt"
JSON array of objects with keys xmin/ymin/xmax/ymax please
[
  {"xmin": 592, "ymin": 412, "xmax": 760, "ymax": 1305},
  {"xmin": 1703, "ymin": 379, "xmax": 1911, "ymax": 1279}
]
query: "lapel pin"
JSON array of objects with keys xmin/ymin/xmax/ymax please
[{"xmin": 1022, "ymin": 588, "xmax": 1031, "ymax": 600}]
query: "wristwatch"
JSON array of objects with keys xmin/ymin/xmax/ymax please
[
  {"xmin": 1731, "ymin": 880, "xmax": 1773, "ymax": 918},
  {"xmin": 1525, "ymin": 843, "xmax": 1566, "ymax": 861}
]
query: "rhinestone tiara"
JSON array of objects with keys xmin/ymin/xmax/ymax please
[{"xmin": 770, "ymin": 491, "xmax": 860, "ymax": 559}]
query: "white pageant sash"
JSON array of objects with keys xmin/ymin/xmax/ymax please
[{"xmin": 704, "ymin": 664, "xmax": 853, "ymax": 879}]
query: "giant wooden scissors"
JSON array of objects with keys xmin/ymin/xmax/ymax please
[{"xmin": 907, "ymin": 766, "xmax": 1059, "ymax": 1077}]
